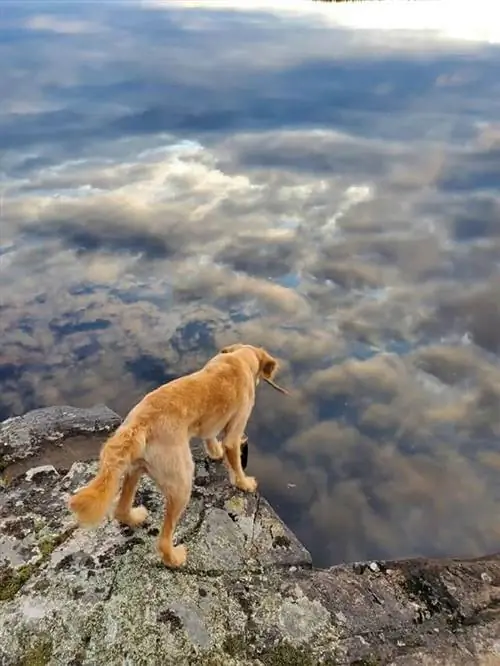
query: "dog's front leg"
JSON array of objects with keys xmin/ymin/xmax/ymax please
[
  {"xmin": 203, "ymin": 437, "xmax": 224, "ymax": 460},
  {"xmin": 221, "ymin": 424, "xmax": 257, "ymax": 493}
]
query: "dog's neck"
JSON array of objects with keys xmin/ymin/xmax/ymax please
[
  {"xmin": 234, "ymin": 348, "xmax": 262, "ymax": 380},
  {"xmin": 218, "ymin": 347, "xmax": 262, "ymax": 383}
]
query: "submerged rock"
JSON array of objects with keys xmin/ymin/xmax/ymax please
[
  {"xmin": 0, "ymin": 406, "xmax": 500, "ymax": 665},
  {"xmin": 0, "ymin": 405, "xmax": 120, "ymax": 473}
]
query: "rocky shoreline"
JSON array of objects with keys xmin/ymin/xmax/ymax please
[{"xmin": 1, "ymin": 406, "xmax": 500, "ymax": 665}]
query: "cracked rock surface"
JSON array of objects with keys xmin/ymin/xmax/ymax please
[{"xmin": 1, "ymin": 407, "xmax": 500, "ymax": 665}]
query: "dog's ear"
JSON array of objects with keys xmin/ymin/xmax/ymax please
[{"xmin": 258, "ymin": 348, "xmax": 279, "ymax": 380}]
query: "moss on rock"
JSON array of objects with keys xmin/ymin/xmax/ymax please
[
  {"xmin": 3, "ymin": 407, "xmax": 500, "ymax": 666},
  {"xmin": 222, "ymin": 634, "xmax": 247, "ymax": 657},
  {"xmin": 37, "ymin": 532, "xmax": 70, "ymax": 558},
  {"xmin": 20, "ymin": 635, "xmax": 53, "ymax": 666},
  {"xmin": 259, "ymin": 642, "xmax": 320, "ymax": 666},
  {"xmin": 0, "ymin": 564, "xmax": 36, "ymax": 602},
  {"xmin": 0, "ymin": 526, "xmax": 77, "ymax": 603}
]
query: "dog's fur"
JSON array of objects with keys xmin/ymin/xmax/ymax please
[{"xmin": 67, "ymin": 343, "xmax": 279, "ymax": 568}]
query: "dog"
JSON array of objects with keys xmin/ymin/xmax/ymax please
[{"xmin": 67, "ymin": 343, "xmax": 281, "ymax": 568}]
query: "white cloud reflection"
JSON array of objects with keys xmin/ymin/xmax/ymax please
[
  {"xmin": 3, "ymin": 0, "xmax": 500, "ymax": 566},
  {"xmin": 149, "ymin": 0, "xmax": 500, "ymax": 46}
]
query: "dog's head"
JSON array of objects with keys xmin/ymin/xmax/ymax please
[{"xmin": 220, "ymin": 343, "xmax": 279, "ymax": 381}]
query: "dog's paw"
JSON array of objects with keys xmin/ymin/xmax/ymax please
[
  {"xmin": 205, "ymin": 441, "xmax": 224, "ymax": 461},
  {"xmin": 162, "ymin": 544, "xmax": 187, "ymax": 568},
  {"xmin": 237, "ymin": 475, "xmax": 258, "ymax": 493},
  {"xmin": 115, "ymin": 505, "xmax": 149, "ymax": 527},
  {"xmin": 128, "ymin": 505, "xmax": 149, "ymax": 526}
]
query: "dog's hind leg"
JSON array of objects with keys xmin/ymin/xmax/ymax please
[
  {"xmin": 159, "ymin": 482, "xmax": 192, "ymax": 567},
  {"xmin": 114, "ymin": 465, "xmax": 148, "ymax": 527},
  {"xmin": 147, "ymin": 442, "xmax": 194, "ymax": 568}
]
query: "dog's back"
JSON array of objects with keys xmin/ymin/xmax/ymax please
[{"xmin": 137, "ymin": 350, "xmax": 258, "ymax": 440}]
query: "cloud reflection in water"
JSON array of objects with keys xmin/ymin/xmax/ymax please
[{"xmin": 2, "ymin": 1, "xmax": 500, "ymax": 566}]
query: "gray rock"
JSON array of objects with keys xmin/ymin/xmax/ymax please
[
  {"xmin": 0, "ymin": 404, "xmax": 121, "ymax": 471},
  {"xmin": 1, "ymin": 405, "xmax": 500, "ymax": 665}
]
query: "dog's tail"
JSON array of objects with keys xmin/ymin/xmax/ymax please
[{"xmin": 68, "ymin": 422, "xmax": 146, "ymax": 527}]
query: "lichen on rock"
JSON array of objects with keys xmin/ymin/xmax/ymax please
[{"xmin": 1, "ymin": 406, "xmax": 500, "ymax": 665}]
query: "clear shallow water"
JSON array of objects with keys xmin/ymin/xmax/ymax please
[{"xmin": 3, "ymin": 1, "xmax": 500, "ymax": 566}]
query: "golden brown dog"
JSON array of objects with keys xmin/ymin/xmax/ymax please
[{"xmin": 67, "ymin": 343, "xmax": 280, "ymax": 568}]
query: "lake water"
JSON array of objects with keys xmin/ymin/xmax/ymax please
[{"xmin": 2, "ymin": 1, "xmax": 500, "ymax": 567}]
